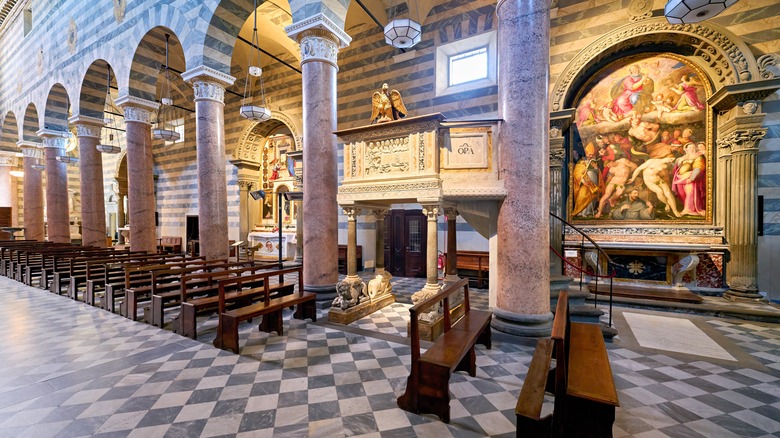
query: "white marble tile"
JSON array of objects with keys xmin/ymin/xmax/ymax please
[
  {"xmin": 623, "ymin": 313, "xmax": 736, "ymax": 361},
  {"xmin": 730, "ymin": 409, "xmax": 780, "ymax": 433},
  {"xmin": 671, "ymin": 397, "xmax": 723, "ymax": 418}
]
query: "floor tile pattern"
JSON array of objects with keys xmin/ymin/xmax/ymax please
[{"xmin": 0, "ymin": 274, "xmax": 778, "ymax": 437}]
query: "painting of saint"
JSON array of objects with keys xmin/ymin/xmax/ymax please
[{"xmin": 570, "ymin": 55, "xmax": 711, "ymax": 224}]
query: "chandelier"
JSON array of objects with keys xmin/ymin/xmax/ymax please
[
  {"xmin": 152, "ymin": 33, "xmax": 181, "ymax": 142},
  {"xmin": 665, "ymin": 0, "xmax": 738, "ymax": 24},
  {"xmin": 239, "ymin": 0, "xmax": 271, "ymax": 122},
  {"xmin": 57, "ymin": 131, "xmax": 78, "ymax": 164},
  {"xmin": 98, "ymin": 68, "xmax": 122, "ymax": 154},
  {"xmin": 384, "ymin": 1, "xmax": 421, "ymax": 49}
]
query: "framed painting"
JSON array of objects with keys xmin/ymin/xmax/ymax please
[{"xmin": 569, "ymin": 53, "xmax": 712, "ymax": 224}]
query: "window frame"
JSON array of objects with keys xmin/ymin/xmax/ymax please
[{"xmin": 435, "ymin": 30, "xmax": 497, "ymax": 98}]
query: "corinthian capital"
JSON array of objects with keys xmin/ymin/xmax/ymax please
[{"xmin": 720, "ymin": 129, "xmax": 767, "ymax": 153}]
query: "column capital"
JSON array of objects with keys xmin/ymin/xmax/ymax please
[
  {"xmin": 237, "ymin": 180, "xmax": 256, "ymax": 191},
  {"xmin": 35, "ymin": 130, "xmax": 69, "ymax": 149},
  {"xmin": 444, "ymin": 207, "xmax": 458, "ymax": 218},
  {"xmin": 285, "ymin": 13, "xmax": 351, "ymax": 48},
  {"xmin": 371, "ymin": 208, "xmax": 389, "ymax": 219},
  {"xmin": 342, "ymin": 206, "xmax": 360, "ymax": 220},
  {"xmin": 17, "ymin": 140, "xmax": 43, "ymax": 158},
  {"xmin": 719, "ymin": 129, "xmax": 767, "ymax": 153},
  {"xmin": 190, "ymin": 80, "xmax": 226, "ymax": 104},
  {"xmin": 115, "ymin": 95, "xmax": 158, "ymax": 125},
  {"xmin": 421, "ymin": 204, "xmax": 442, "ymax": 219},
  {"xmin": 549, "ymin": 145, "xmax": 565, "ymax": 168},
  {"xmin": 69, "ymin": 115, "xmax": 105, "ymax": 139}
]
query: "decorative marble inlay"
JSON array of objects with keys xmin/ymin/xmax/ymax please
[
  {"xmin": 114, "ymin": 0, "xmax": 126, "ymax": 23},
  {"xmin": 365, "ymin": 137, "xmax": 410, "ymax": 176},
  {"xmin": 564, "ymin": 226, "xmax": 723, "ymax": 237},
  {"xmin": 623, "ymin": 312, "xmax": 736, "ymax": 361},
  {"xmin": 418, "ymin": 133, "xmax": 425, "ymax": 171},
  {"xmin": 339, "ymin": 180, "xmax": 440, "ymax": 194},
  {"xmin": 299, "ymin": 34, "xmax": 339, "ymax": 68},
  {"xmin": 696, "ymin": 253, "xmax": 724, "ymax": 288},
  {"xmin": 191, "ymin": 80, "xmax": 226, "ymax": 103},
  {"xmin": 67, "ymin": 18, "xmax": 78, "ymax": 54}
]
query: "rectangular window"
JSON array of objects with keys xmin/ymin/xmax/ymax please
[
  {"xmin": 23, "ymin": 8, "xmax": 32, "ymax": 36},
  {"xmin": 449, "ymin": 47, "xmax": 488, "ymax": 86}
]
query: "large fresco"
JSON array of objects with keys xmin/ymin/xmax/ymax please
[{"xmin": 569, "ymin": 54, "xmax": 712, "ymax": 224}]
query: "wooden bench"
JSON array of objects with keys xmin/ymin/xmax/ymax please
[
  {"xmin": 515, "ymin": 291, "xmax": 619, "ymax": 437},
  {"xmin": 158, "ymin": 236, "xmax": 183, "ymax": 254},
  {"xmin": 450, "ymin": 250, "xmax": 489, "ymax": 288},
  {"xmin": 214, "ymin": 266, "xmax": 316, "ymax": 354},
  {"xmin": 397, "ymin": 278, "xmax": 492, "ymax": 423},
  {"xmin": 175, "ymin": 263, "xmax": 294, "ymax": 339}
]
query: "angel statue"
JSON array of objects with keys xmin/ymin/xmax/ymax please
[{"xmin": 370, "ymin": 83, "xmax": 408, "ymax": 124}]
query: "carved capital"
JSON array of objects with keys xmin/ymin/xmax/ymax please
[
  {"xmin": 237, "ymin": 180, "xmax": 255, "ymax": 191},
  {"xmin": 342, "ymin": 206, "xmax": 360, "ymax": 220},
  {"xmin": 549, "ymin": 146, "xmax": 566, "ymax": 167},
  {"xmin": 74, "ymin": 123, "xmax": 103, "ymax": 139},
  {"xmin": 726, "ymin": 129, "xmax": 767, "ymax": 153},
  {"xmin": 36, "ymin": 130, "xmax": 69, "ymax": 149},
  {"xmin": 181, "ymin": 65, "xmax": 236, "ymax": 89},
  {"xmin": 285, "ymin": 13, "xmax": 351, "ymax": 48},
  {"xmin": 18, "ymin": 143, "xmax": 43, "ymax": 159},
  {"xmin": 115, "ymin": 95, "xmax": 158, "ymax": 125},
  {"xmin": 372, "ymin": 209, "xmax": 389, "ymax": 220},
  {"xmin": 444, "ymin": 207, "xmax": 459, "ymax": 219},
  {"xmin": 191, "ymin": 80, "xmax": 226, "ymax": 103},
  {"xmin": 421, "ymin": 204, "xmax": 441, "ymax": 219},
  {"xmin": 298, "ymin": 33, "xmax": 340, "ymax": 69}
]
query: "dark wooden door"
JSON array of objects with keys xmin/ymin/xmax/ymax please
[{"xmin": 387, "ymin": 209, "xmax": 426, "ymax": 278}]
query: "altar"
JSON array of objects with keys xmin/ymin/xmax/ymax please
[{"xmin": 247, "ymin": 231, "xmax": 297, "ymax": 260}]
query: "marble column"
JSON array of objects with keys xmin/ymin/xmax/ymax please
[
  {"xmin": 444, "ymin": 208, "xmax": 460, "ymax": 282},
  {"xmin": 71, "ymin": 117, "xmax": 107, "ymax": 247},
  {"xmin": 117, "ymin": 193, "xmax": 126, "ymax": 244},
  {"xmin": 19, "ymin": 143, "xmax": 45, "ymax": 240},
  {"xmin": 344, "ymin": 206, "xmax": 360, "ymax": 279},
  {"xmin": 412, "ymin": 204, "xmax": 441, "ymax": 300},
  {"xmin": 494, "ymin": 0, "xmax": 552, "ymax": 337},
  {"xmin": 286, "ymin": 18, "xmax": 351, "ymax": 305},
  {"xmin": 182, "ymin": 67, "xmax": 235, "ymax": 260},
  {"xmin": 372, "ymin": 209, "xmax": 388, "ymax": 275},
  {"xmin": 723, "ymin": 129, "xmax": 766, "ymax": 300},
  {"xmin": 116, "ymin": 96, "xmax": 158, "ymax": 253},
  {"xmin": 38, "ymin": 130, "xmax": 70, "ymax": 243}
]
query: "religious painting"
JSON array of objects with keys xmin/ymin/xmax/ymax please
[{"xmin": 569, "ymin": 54, "xmax": 712, "ymax": 224}]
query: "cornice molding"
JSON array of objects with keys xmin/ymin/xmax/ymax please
[{"xmin": 285, "ymin": 13, "xmax": 351, "ymax": 48}]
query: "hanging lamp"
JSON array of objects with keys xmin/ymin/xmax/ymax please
[
  {"xmin": 152, "ymin": 33, "xmax": 181, "ymax": 141},
  {"xmin": 98, "ymin": 68, "xmax": 122, "ymax": 154},
  {"xmin": 664, "ymin": 0, "xmax": 738, "ymax": 24},
  {"xmin": 239, "ymin": 0, "xmax": 272, "ymax": 122},
  {"xmin": 384, "ymin": 1, "xmax": 421, "ymax": 49}
]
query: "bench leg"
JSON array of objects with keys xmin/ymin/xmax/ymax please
[
  {"xmin": 40, "ymin": 269, "xmax": 49, "ymax": 289},
  {"xmin": 179, "ymin": 303, "xmax": 197, "ymax": 339},
  {"xmin": 454, "ymin": 345, "xmax": 477, "ymax": 377},
  {"xmin": 85, "ymin": 281, "xmax": 95, "ymax": 306},
  {"xmin": 565, "ymin": 396, "xmax": 615, "ymax": 438},
  {"xmin": 218, "ymin": 314, "xmax": 240, "ymax": 354},
  {"xmin": 150, "ymin": 296, "xmax": 164, "ymax": 327},
  {"xmin": 478, "ymin": 324, "xmax": 492, "ymax": 350},
  {"xmin": 260, "ymin": 310, "xmax": 283, "ymax": 336},
  {"xmin": 417, "ymin": 363, "xmax": 452, "ymax": 423},
  {"xmin": 293, "ymin": 299, "xmax": 317, "ymax": 322},
  {"xmin": 103, "ymin": 285, "xmax": 115, "ymax": 312},
  {"xmin": 126, "ymin": 291, "xmax": 138, "ymax": 321}
]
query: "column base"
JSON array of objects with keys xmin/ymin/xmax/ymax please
[
  {"xmin": 491, "ymin": 308, "xmax": 554, "ymax": 338},
  {"xmin": 412, "ymin": 282, "xmax": 442, "ymax": 304},
  {"xmin": 304, "ymin": 284, "xmax": 338, "ymax": 309},
  {"xmin": 724, "ymin": 290, "xmax": 766, "ymax": 303},
  {"xmin": 443, "ymin": 274, "xmax": 461, "ymax": 283}
]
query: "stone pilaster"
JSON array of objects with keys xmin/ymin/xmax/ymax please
[
  {"xmin": 182, "ymin": 66, "xmax": 235, "ymax": 260},
  {"xmin": 722, "ymin": 129, "xmax": 766, "ymax": 300},
  {"xmin": 37, "ymin": 130, "xmax": 71, "ymax": 243},
  {"xmin": 444, "ymin": 207, "xmax": 460, "ymax": 282},
  {"xmin": 372, "ymin": 209, "xmax": 388, "ymax": 275},
  {"xmin": 116, "ymin": 95, "xmax": 158, "ymax": 253},
  {"xmin": 71, "ymin": 116, "xmax": 107, "ymax": 247},
  {"xmin": 287, "ymin": 16, "xmax": 351, "ymax": 304},
  {"xmin": 549, "ymin": 110, "xmax": 574, "ymax": 276},
  {"xmin": 494, "ymin": 0, "xmax": 552, "ymax": 337},
  {"xmin": 19, "ymin": 142, "xmax": 45, "ymax": 241}
]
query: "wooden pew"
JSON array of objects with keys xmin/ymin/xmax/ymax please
[
  {"xmin": 450, "ymin": 250, "xmax": 489, "ymax": 288},
  {"xmin": 215, "ymin": 266, "xmax": 316, "ymax": 354},
  {"xmin": 174, "ymin": 262, "xmax": 293, "ymax": 339},
  {"xmin": 66, "ymin": 250, "xmax": 147, "ymax": 300},
  {"xmin": 158, "ymin": 236, "xmax": 183, "ymax": 254},
  {"xmin": 84, "ymin": 253, "xmax": 182, "ymax": 306},
  {"xmin": 397, "ymin": 278, "xmax": 492, "ymax": 423},
  {"xmin": 515, "ymin": 291, "xmax": 619, "ymax": 437}
]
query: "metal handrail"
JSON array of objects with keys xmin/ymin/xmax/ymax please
[{"xmin": 549, "ymin": 212, "xmax": 617, "ymax": 327}]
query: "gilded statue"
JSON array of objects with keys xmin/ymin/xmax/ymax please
[{"xmin": 370, "ymin": 83, "xmax": 408, "ymax": 124}]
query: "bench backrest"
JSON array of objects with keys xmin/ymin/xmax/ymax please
[
  {"xmin": 216, "ymin": 265, "xmax": 303, "ymax": 315},
  {"xmin": 551, "ymin": 291, "xmax": 570, "ymax": 437}
]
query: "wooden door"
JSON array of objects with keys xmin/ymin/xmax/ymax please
[{"xmin": 387, "ymin": 209, "xmax": 426, "ymax": 278}]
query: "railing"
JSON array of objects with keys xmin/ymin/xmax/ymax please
[{"xmin": 549, "ymin": 212, "xmax": 618, "ymax": 327}]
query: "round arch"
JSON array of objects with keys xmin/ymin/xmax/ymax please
[
  {"xmin": 78, "ymin": 60, "xmax": 118, "ymax": 120},
  {"xmin": 1, "ymin": 112, "xmax": 19, "ymax": 151},
  {"xmin": 551, "ymin": 18, "xmax": 760, "ymax": 111},
  {"xmin": 233, "ymin": 110, "xmax": 303, "ymax": 163},
  {"xmin": 43, "ymin": 84, "xmax": 71, "ymax": 133}
]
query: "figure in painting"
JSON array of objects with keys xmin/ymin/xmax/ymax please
[
  {"xmin": 672, "ymin": 142, "xmax": 706, "ymax": 216},
  {"xmin": 370, "ymin": 83, "xmax": 408, "ymax": 124},
  {"xmin": 628, "ymin": 156, "xmax": 681, "ymax": 218},
  {"xmin": 652, "ymin": 93, "xmax": 673, "ymax": 118},
  {"xmin": 610, "ymin": 64, "xmax": 654, "ymax": 119},
  {"xmin": 572, "ymin": 143, "xmax": 602, "ymax": 217},
  {"xmin": 595, "ymin": 157, "xmax": 638, "ymax": 218},
  {"xmin": 269, "ymin": 161, "xmax": 281, "ymax": 180},
  {"xmin": 672, "ymin": 74, "xmax": 705, "ymax": 111},
  {"xmin": 610, "ymin": 188, "xmax": 655, "ymax": 220}
]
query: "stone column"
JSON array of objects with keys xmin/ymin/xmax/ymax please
[
  {"xmin": 37, "ymin": 130, "xmax": 71, "ymax": 243},
  {"xmin": 287, "ymin": 17, "xmax": 351, "ymax": 305},
  {"xmin": 71, "ymin": 117, "xmax": 107, "ymax": 247},
  {"xmin": 494, "ymin": 0, "xmax": 552, "ymax": 337},
  {"xmin": 116, "ymin": 96, "xmax": 158, "ymax": 253},
  {"xmin": 372, "ymin": 209, "xmax": 388, "ymax": 275},
  {"xmin": 182, "ymin": 67, "xmax": 235, "ymax": 260},
  {"xmin": 117, "ymin": 193, "xmax": 126, "ymax": 244},
  {"xmin": 722, "ymin": 129, "xmax": 766, "ymax": 300},
  {"xmin": 412, "ymin": 203, "xmax": 441, "ymax": 300},
  {"xmin": 444, "ymin": 207, "xmax": 460, "ymax": 282},
  {"xmin": 19, "ymin": 143, "xmax": 45, "ymax": 240},
  {"xmin": 344, "ymin": 206, "xmax": 360, "ymax": 279}
]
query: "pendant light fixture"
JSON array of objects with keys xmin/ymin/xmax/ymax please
[
  {"xmin": 665, "ymin": 0, "xmax": 739, "ymax": 24},
  {"xmin": 97, "ymin": 68, "xmax": 122, "ymax": 154},
  {"xmin": 239, "ymin": 0, "xmax": 272, "ymax": 122},
  {"xmin": 152, "ymin": 33, "xmax": 181, "ymax": 142},
  {"xmin": 384, "ymin": 1, "xmax": 421, "ymax": 49}
]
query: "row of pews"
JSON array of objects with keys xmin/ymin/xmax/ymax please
[{"xmin": 0, "ymin": 240, "xmax": 317, "ymax": 353}]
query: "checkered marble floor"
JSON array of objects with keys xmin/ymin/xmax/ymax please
[{"xmin": 0, "ymin": 274, "xmax": 779, "ymax": 437}]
